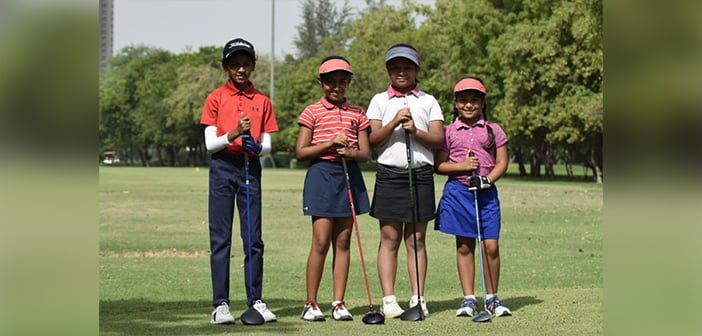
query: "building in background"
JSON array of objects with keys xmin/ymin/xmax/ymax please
[{"xmin": 99, "ymin": 0, "xmax": 113, "ymax": 73}]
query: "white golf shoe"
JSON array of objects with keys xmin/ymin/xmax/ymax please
[
  {"xmin": 381, "ymin": 295, "xmax": 404, "ymax": 318},
  {"xmin": 331, "ymin": 301, "xmax": 353, "ymax": 321},
  {"xmin": 409, "ymin": 295, "xmax": 429, "ymax": 316},
  {"xmin": 252, "ymin": 300, "xmax": 277, "ymax": 322},
  {"xmin": 486, "ymin": 296, "xmax": 512, "ymax": 317},
  {"xmin": 211, "ymin": 302, "xmax": 235, "ymax": 324},
  {"xmin": 456, "ymin": 297, "xmax": 478, "ymax": 317},
  {"xmin": 301, "ymin": 301, "xmax": 325, "ymax": 321}
]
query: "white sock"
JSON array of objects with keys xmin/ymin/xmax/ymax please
[
  {"xmin": 332, "ymin": 300, "xmax": 343, "ymax": 306},
  {"xmin": 486, "ymin": 293, "xmax": 496, "ymax": 300},
  {"xmin": 383, "ymin": 295, "xmax": 396, "ymax": 303},
  {"xmin": 464, "ymin": 294, "xmax": 477, "ymax": 300}
]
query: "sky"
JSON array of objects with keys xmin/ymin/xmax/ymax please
[{"xmin": 113, "ymin": 0, "xmax": 435, "ymax": 57}]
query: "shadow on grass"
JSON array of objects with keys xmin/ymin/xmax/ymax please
[{"xmin": 100, "ymin": 298, "xmax": 304, "ymax": 335}]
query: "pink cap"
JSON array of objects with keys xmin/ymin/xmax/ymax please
[
  {"xmin": 453, "ymin": 78, "xmax": 486, "ymax": 94},
  {"xmin": 319, "ymin": 58, "xmax": 353, "ymax": 75}
]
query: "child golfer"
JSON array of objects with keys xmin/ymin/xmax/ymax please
[
  {"xmin": 434, "ymin": 77, "xmax": 512, "ymax": 317},
  {"xmin": 200, "ymin": 38, "xmax": 278, "ymax": 324},
  {"xmin": 296, "ymin": 56, "xmax": 371, "ymax": 321},
  {"xmin": 366, "ymin": 43, "xmax": 444, "ymax": 318}
]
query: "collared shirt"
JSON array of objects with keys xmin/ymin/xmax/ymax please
[
  {"xmin": 200, "ymin": 81, "xmax": 279, "ymax": 154},
  {"xmin": 298, "ymin": 97, "xmax": 370, "ymax": 162},
  {"xmin": 442, "ymin": 118, "xmax": 508, "ymax": 184},
  {"xmin": 366, "ymin": 87, "xmax": 444, "ymax": 168},
  {"xmin": 386, "ymin": 85, "xmax": 420, "ymax": 98}
]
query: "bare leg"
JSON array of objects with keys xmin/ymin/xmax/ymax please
[
  {"xmin": 482, "ymin": 239, "xmax": 500, "ymax": 294},
  {"xmin": 377, "ymin": 221, "xmax": 403, "ymax": 296},
  {"xmin": 306, "ymin": 217, "xmax": 332, "ymax": 303},
  {"xmin": 404, "ymin": 221, "xmax": 428, "ymax": 296},
  {"xmin": 456, "ymin": 236, "xmax": 476, "ymax": 296},
  {"xmin": 332, "ymin": 217, "xmax": 353, "ymax": 302}
]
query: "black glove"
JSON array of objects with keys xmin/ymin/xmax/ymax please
[
  {"xmin": 468, "ymin": 175, "xmax": 492, "ymax": 191},
  {"xmin": 242, "ymin": 134, "xmax": 262, "ymax": 154}
]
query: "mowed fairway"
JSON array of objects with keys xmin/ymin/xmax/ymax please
[{"xmin": 99, "ymin": 167, "xmax": 602, "ymax": 335}]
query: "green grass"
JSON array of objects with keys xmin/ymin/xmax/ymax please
[{"xmin": 100, "ymin": 167, "xmax": 602, "ymax": 335}]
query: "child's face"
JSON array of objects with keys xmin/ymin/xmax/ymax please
[
  {"xmin": 386, "ymin": 57, "xmax": 418, "ymax": 91},
  {"xmin": 455, "ymin": 90, "xmax": 485, "ymax": 123},
  {"xmin": 319, "ymin": 71, "xmax": 351, "ymax": 104},
  {"xmin": 223, "ymin": 52, "xmax": 255, "ymax": 88}
]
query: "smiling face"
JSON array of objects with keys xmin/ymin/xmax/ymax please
[
  {"xmin": 223, "ymin": 52, "xmax": 255, "ymax": 90},
  {"xmin": 386, "ymin": 57, "xmax": 418, "ymax": 92},
  {"xmin": 319, "ymin": 70, "xmax": 351, "ymax": 104},
  {"xmin": 454, "ymin": 90, "xmax": 485, "ymax": 125}
]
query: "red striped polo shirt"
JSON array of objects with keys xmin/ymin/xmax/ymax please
[{"xmin": 298, "ymin": 97, "xmax": 370, "ymax": 161}]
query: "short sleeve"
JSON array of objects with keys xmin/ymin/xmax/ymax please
[
  {"xmin": 365, "ymin": 94, "xmax": 382, "ymax": 121},
  {"xmin": 428, "ymin": 96, "xmax": 444, "ymax": 122},
  {"xmin": 298, "ymin": 108, "xmax": 315, "ymax": 129},
  {"xmin": 261, "ymin": 97, "xmax": 279, "ymax": 133},
  {"xmin": 440, "ymin": 125, "xmax": 452, "ymax": 153},
  {"xmin": 491, "ymin": 123, "xmax": 508, "ymax": 148},
  {"xmin": 200, "ymin": 92, "xmax": 218, "ymax": 126},
  {"xmin": 357, "ymin": 110, "xmax": 370, "ymax": 131}
]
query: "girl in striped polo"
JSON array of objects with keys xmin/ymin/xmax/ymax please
[{"xmin": 295, "ymin": 56, "xmax": 371, "ymax": 322}]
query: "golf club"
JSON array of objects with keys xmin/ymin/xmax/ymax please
[
  {"xmin": 468, "ymin": 151, "xmax": 492, "ymax": 323},
  {"xmin": 341, "ymin": 157, "xmax": 384, "ymax": 325},
  {"xmin": 400, "ymin": 130, "xmax": 425, "ymax": 321},
  {"xmin": 239, "ymin": 134, "xmax": 265, "ymax": 325}
]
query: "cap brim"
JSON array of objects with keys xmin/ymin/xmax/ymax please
[
  {"xmin": 319, "ymin": 67, "xmax": 354, "ymax": 75},
  {"xmin": 385, "ymin": 52, "xmax": 420, "ymax": 66}
]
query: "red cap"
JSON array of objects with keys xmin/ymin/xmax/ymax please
[
  {"xmin": 453, "ymin": 78, "xmax": 486, "ymax": 94},
  {"xmin": 319, "ymin": 58, "xmax": 353, "ymax": 75}
]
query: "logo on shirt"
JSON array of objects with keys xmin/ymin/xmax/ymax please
[{"xmin": 251, "ymin": 107, "xmax": 259, "ymax": 113}]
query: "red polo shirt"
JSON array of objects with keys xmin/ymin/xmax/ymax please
[
  {"xmin": 201, "ymin": 81, "xmax": 278, "ymax": 154},
  {"xmin": 298, "ymin": 97, "xmax": 369, "ymax": 162}
]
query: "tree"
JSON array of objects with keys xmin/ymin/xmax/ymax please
[{"xmin": 293, "ymin": 0, "xmax": 352, "ymax": 59}]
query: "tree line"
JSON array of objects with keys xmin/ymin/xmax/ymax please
[{"xmin": 99, "ymin": 0, "xmax": 602, "ymax": 182}]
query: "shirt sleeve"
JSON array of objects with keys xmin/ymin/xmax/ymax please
[
  {"xmin": 298, "ymin": 107, "xmax": 315, "ymax": 129},
  {"xmin": 358, "ymin": 109, "xmax": 370, "ymax": 132},
  {"xmin": 365, "ymin": 94, "xmax": 382, "ymax": 121},
  {"xmin": 259, "ymin": 97, "xmax": 278, "ymax": 133},
  {"xmin": 200, "ymin": 92, "xmax": 218, "ymax": 126},
  {"xmin": 428, "ymin": 96, "xmax": 444, "ymax": 122},
  {"xmin": 491, "ymin": 122, "xmax": 508, "ymax": 148}
]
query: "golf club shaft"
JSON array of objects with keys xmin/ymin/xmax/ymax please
[
  {"xmin": 469, "ymin": 151, "xmax": 489, "ymax": 311},
  {"xmin": 405, "ymin": 131, "xmax": 422, "ymax": 298},
  {"xmin": 341, "ymin": 157, "xmax": 374, "ymax": 306},
  {"xmin": 244, "ymin": 138, "xmax": 254, "ymax": 305}
]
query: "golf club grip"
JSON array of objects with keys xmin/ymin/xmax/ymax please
[{"xmin": 468, "ymin": 150, "xmax": 477, "ymax": 177}]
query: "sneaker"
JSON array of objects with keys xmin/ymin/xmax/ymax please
[
  {"xmin": 300, "ymin": 301, "xmax": 325, "ymax": 321},
  {"xmin": 409, "ymin": 296, "xmax": 429, "ymax": 316},
  {"xmin": 381, "ymin": 295, "xmax": 404, "ymax": 318},
  {"xmin": 331, "ymin": 301, "xmax": 353, "ymax": 321},
  {"xmin": 253, "ymin": 300, "xmax": 277, "ymax": 322},
  {"xmin": 486, "ymin": 296, "xmax": 512, "ymax": 317},
  {"xmin": 211, "ymin": 302, "xmax": 235, "ymax": 324},
  {"xmin": 456, "ymin": 297, "xmax": 478, "ymax": 317}
]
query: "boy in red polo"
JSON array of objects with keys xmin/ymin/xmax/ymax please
[{"xmin": 200, "ymin": 38, "xmax": 279, "ymax": 324}]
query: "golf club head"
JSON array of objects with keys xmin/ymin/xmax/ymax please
[
  {"xmin": 239, "ymin": 307, "xmax": 265, "ymax": 325},
  {"xmin": 362, "ymin": 308, "xmax": 385, "ymax": 325},
  {"xmin": 399, "ymin": 305, "xmax": 425, "ymax": 321},
  {"xmin": 472, "ymin": 311, "xmax": 492, "ymax": 323}
]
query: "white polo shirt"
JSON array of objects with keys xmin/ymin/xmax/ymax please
[{"xmin": 366, "ymin": 87, "xmax": 444, "ymax": 168}]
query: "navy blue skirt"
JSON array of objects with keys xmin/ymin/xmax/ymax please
[
  {"xmin": 435, "ymin": 179, "xmax": 502, "ymax": 239},
  {"xmin": 303, "ymin": 159, "xmax": 370, "ymax": 217}
]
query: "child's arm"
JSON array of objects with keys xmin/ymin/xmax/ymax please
[
  {"xmin": 404, "ymin": 119, "xmax": 444, "ymax": 150},
  {"xmin": 434, "ymin": 149, "xmax": 479, "ymax": 175},
  {"xmin": 486, "ymin": 145, "xmax": 508, "ymax": 183},
  {"xmin": 295, "ymin": 126, "xmax": 347, "ymax": 161},
  {"xmin": 368, "ymin": 108, "xmax": 411, "ymax": 147}
]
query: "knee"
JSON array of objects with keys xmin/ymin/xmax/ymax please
[
  {"xmin": 457, "ymin": 244, "xmax": 473, "ymax": 257},
  {"xmin": 380, "ymin": 236, "xmax": 401, "ymax": 251},
  {"xmin": 311, "ymin": 238, "xmax": 330, "ymax": 255}
]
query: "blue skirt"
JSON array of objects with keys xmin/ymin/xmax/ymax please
[
  {"xmin": 303, "ymin": 159, "xmax": 370, "ymax": 217},
  {"xmin": 435, "ymin": 179, "xmax": 502, "ymax": 239}
]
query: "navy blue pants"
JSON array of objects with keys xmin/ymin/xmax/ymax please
[{"xmin": 209, "ymin": 151, "xmax": 263, "ymax": 308}]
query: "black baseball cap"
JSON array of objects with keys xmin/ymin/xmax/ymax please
[{"xmin": 222, "ymin": 38, "xmax": 256, "ymax": 62}]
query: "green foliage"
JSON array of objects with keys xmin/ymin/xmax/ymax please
[{"xmin": 98, "ymin": 0, "xmax": 603, "ymax": 179}]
